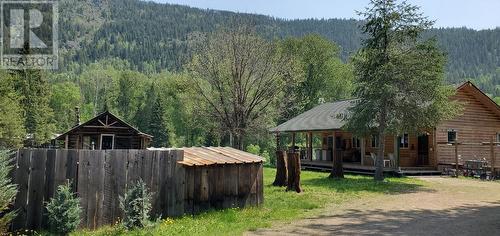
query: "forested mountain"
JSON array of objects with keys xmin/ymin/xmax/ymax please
[{"xmin": 59, "ymin": 0, "xmax": 498, "ymax": 77}]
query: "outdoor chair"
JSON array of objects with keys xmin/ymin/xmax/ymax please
[
  {"xmin": 388, "ymin": 153, "xmax": 395, "ymax": 167},
  {"xmin": 370, "ymin": 152, "xmax": 376, "ymax": 166}
]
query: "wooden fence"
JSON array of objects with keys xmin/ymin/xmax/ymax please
[{"xmin": 10, "ymin": 149, "xmax": 263, "ymax": 231}]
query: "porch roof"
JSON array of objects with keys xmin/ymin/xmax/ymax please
[{"xmin": 270, "ymin": 99, "xmax": 357, "ymax": 133}]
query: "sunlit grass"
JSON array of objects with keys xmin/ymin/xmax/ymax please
[{"xmin": 72, "ymin": 168, "xmax": 425, "ymax": 236}]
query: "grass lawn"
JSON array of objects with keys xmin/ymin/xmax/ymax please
[{"xmin": 73, "ymin": 167, "xmax": 425, "ymax": 236}]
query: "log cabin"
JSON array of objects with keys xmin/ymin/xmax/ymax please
[
  {"xmin": 270, "ymin": 81, "xmax": 500, "ymax": 175},
  {"xmin": 54, "ymin": 110, "xmax": 152, "ymax": 149}
]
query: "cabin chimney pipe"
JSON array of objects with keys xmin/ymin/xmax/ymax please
[{"xmin": 75, "ymin": 106, "xmax": 81, "ymax": 127}]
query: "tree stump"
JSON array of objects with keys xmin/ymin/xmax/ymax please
[
  {"xmin": 286, "ymin": 152, "xmax": 301, "ymax": 193},
  {"xmin": 329, "ymin": 149, "xmax": 344, "ymax": 178},
  {"xmin": 272, "ymin": 151, "xmax": 287, "ymax": 186}
]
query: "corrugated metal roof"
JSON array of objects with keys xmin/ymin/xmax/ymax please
[
  {"xmin": 270, "ymin": 99, "xmax": 357, "ymax": 133},
  {"xmin": 180, "ymin": 147, "xmax": 265, "ymax": 166}
]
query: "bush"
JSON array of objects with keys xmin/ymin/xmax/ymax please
[
  {"xmin": 246, "ymin": 144, "xmax": 261, "ymax": 156},
  {"xmin": 46, "ymin": 182, "xmax": 81, "ymax": 235},
  {"xmin": 0, "ymin": 150, "xmax": 17, "ymax": 234},
  {"xmin": 262, "ymin": 150, "xmax": 276, "ymax": 167},
  {"xmin": 120, "ymin": 179, "xmax": 152, "ymax": 229}
]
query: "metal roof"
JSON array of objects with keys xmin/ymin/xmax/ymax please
[
  {"xmin": 270, "ymin": 99, "xmax": 357, "ymax": 133},
  {"xmin": 179, "ymin": 147, "xmax": 264, "ymax": 166}
]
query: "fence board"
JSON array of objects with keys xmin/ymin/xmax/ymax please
[
  {"xmin": 26, "ymin": 149, "xmax": 47, "ymax": 229},
  {"xmin": 172, "ymin": 150, "xmax": 184, "ymax": 216},
  {"xmin": 12, "ymin": 150, "xmax": 30, "ymax": 229}
]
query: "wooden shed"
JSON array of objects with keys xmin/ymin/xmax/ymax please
[
  {"xmin": 179, "ymin": 147, "xmax": 265, "ymax": 213},
  {"xmin": 54, "ymin": 111, "xmax": 152, "ymax": 149}
]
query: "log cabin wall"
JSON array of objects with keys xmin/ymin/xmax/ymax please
[
  {"xmin": 56, "ymin": 111, "xmax": 152, "ymax": 149},
  {"xmin": 436, "ymin": 84, "xmax": 500, "ymax": 168}
]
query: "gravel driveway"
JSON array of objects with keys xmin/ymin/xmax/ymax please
[{"xmin": 247, "ymin": 177, "xmax": 500, "ymax": 236}]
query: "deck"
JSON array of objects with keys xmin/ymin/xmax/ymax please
[{"xmin": 301, "ymin": 160, "xmax": 442, "ymax": 176}]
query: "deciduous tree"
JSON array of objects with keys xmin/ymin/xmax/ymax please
[{"xmin": 189, "ymin": 26, "xmax": 299, "ymax": 149}]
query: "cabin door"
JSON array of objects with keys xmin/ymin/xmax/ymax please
[{"xmin": 417, "ymin": 134, "xmax": 429, "ymax": 166}]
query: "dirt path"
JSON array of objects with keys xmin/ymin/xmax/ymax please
[{"xmin": 247, "ymin": 177, "xmax": 500, "ymax": 236}]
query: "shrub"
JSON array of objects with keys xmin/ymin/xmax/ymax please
[
  {"xmin": 246, "ymin": 144, "xmax": 261, "ymax": 156},
  {"xmin": 0, "ymin": 150, "xmax": 17, "ymax": 234},
  {"xmin": 262, "ymin": 150, "xmax": 276, "ymax": 167},
  {"xmin": 120, "ymin": 179, "xmax": 152, "ymax": 229},
  {"xmin": 46, "ymin": 182, "xmax": 81, "ymax": 235}
]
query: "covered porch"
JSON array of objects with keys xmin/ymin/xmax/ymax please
[{"xmin": 270, "ymin": 100, "xmax": 440, "ymax": 175}]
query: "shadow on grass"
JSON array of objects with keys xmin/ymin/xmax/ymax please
[
  {"xmin": 252, "ymin": 200, "xmax": 500, "ymax": 236},
  {"xmin": 300, "ymin": 175, "xmax": 433, "ymax": 195}
]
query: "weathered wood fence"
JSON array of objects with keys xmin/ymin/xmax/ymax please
[{"xmin": 10, "ymin": 149, "xmax": 263, "ymax": 231}]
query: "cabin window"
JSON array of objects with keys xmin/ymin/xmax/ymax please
[
  {"xmin": 371, "ymin": 135, "xmax": 379, "ymax": 148},
  {"xmin": 447, "ymin": 130, "xmax": 457, "ymax": 143},
  {"xmin": 100, "ymin": 134, "xmax": 115, "ymax": 150},
  {"xmin": 82, "ymin": 135, "xmax": 97, "ymax": 150},
  {"xmin": 399, "ymin": 133, "xmax": 409, "ymax": 148},
  {"xmin": 352, "ymin": 138, "xmax": 361, "ymax": 148},
  {"xmin": 497, "ymin": 133, "xmax": 500, "ymax": 144}
]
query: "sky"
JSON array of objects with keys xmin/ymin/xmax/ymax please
[{"xmin": 150, "ymin": 0, "xmax": 500, "ymax": 30}]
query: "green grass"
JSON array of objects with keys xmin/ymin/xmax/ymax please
[{"xmin": 72, "ymin": 168, "xmax": 425, "ymax": 236}]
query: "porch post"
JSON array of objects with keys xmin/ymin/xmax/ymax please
[
  {"xmin": 276, "ymin": 132, "xmax": 281, "ymax": 151},
  {"xmin": 308, "ymin": 132, "xmax": 313, "ymax": 161},
  {"xmin": 332, "ymin": 131, "xmax": 336, "ymax": 163},
  {"xmin": 360, "ymin": 137, "xmax": 365, "ymax": 166},
  {"xmin": 64, "ymin": 135, "xmax": 69, "ymax": 149},
  {"xmin": 291, "ymin": 132, "xmax": 296, "ymax": 153},
  {"xmin": 394, "ymin": 135, "xmax": 400, "ymax": 168}
]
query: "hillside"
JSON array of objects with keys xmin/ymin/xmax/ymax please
[{"xmin": 59, "ymin": 0, "xmax": 499, "ymax": 96}]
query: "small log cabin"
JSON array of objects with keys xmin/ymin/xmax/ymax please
[
  {"xmin": 54, "ymin": 111, "xmax": 152, "ymax": 149},
  {"xmin": 270, "ymin": 81, "xmax": 500, "ymax": 174}
]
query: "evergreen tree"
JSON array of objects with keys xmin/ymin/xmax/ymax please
[
  {"xmin": 0, "ymin": 72, "xmax": 25, "ymax": 148},
  {"xmin": 347, "ymin": 0, "xmax": 460, "ymax": 181},
  {"xmin": 11, "ymin": 43, "xmax": 55, "ymax": 146},
  {"xmin": 119, "ymin": 179, "xmax": 152, "ymax": 229},
  {"xmin": 149, "ymin": 91, "xmax": 169, "ymax": 147},
  {"xmin": 46, "ymin": 182, "xmax": 81, "ymax": 235},
  {"xmin": 0, "ymin": 150, "xmax": 17, "ymax": 234}
]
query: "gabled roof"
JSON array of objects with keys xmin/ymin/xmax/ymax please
[
  {"xmin": 54, "ymin": 111, "xmax": 152, "ymax": 140},
  {"xmin": 270, "ymin": 81, "xmax": 500, "ymax": 133},
  {"xmin": 456, "ymin": 81, "xmax": 500, "ymax": 118},
  {"xmin": 270, "ymin": 99, "xmax": 357, "ymax": 133}
]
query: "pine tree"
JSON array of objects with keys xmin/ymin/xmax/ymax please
[
  {"xmin": 347, "ymin": 0, "xmax": 460, "ymax": 181},
  {"xmin": 10, "ymin": 43, "xmax": 55, "ymax": 146},
  {"xmin": 0, "ymin": 72, "xmax": 25, "ymax": 148},
  {"xmin": 0, "ymin": 150, "xmax": 17, "ymax": 233},
  {"xmin": 149, "ymin": 92, "xmax": 169, "ymax": 147},
  {"xmin": 46, "ymin": 182, "xmax": 81, "ymax": 235},
  {"xmin": 119, "ymin": 179, "xmax": 152, "ymax": 229}
]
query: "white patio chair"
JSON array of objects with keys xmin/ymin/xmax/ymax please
[
  {"xmin": 370, "ymin": 152, "xmax": 376, "ymax": 166},
  {"xmin": 388, "ymin": 153, "xmax": 395, "ymax": 168}
]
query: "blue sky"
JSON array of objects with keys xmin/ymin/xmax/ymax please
[{"xmin": 149, "ymin": 0, "xmax": 500, "ymax": 30}]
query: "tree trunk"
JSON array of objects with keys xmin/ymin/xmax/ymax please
[
  {"xmin": 272, "ymin": 151, "xmax": 288, "ymax": 187},
  {"xmin": 329, "ymin": 149, "xmax": 344, "ymax": 178},
  {"xmin": 286, "ymin": 152, "xmax": 302, "ymax": 193},
  {"xmin": 375, "ymin": 131, "xmax": 385, "ymax": 181},
  {"xmin": 375, "ymin": 104, "xmax": 388, "ymax": 181}
]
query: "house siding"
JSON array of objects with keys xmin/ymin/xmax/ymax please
[{"xmin": 436, "ymin": 85, "xmax": 500, "ymax": 168}]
